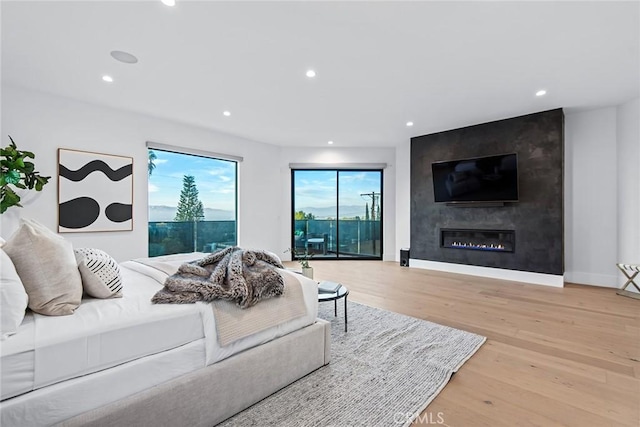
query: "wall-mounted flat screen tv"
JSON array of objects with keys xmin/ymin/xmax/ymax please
[{"xmin": 432, "ymin": 153, "xmax": 519, "ymax": 203}]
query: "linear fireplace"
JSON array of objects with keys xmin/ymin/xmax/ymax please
[{"xmin": 441, "ymin": 229, "xmax": 515, "ymax": 253}]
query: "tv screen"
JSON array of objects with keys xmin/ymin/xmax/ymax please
[{"xmin": 431, "ymin": 153, "xmax": 519, "ymax": 203}]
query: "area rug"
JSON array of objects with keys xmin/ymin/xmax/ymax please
[{"xmin": 219, "ymin": 301, "xmax": 486, "ymax": 426}]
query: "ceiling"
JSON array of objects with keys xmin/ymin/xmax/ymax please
[{"xmin": 2, "ymin": 1, "xmax": 638, "ymax": 148}]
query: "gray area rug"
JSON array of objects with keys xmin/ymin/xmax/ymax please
[{"xmin": 219, "ymin": 301, "xmax": 485, "ymax": 426}]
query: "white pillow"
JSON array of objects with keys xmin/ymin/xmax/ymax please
[
  {"xmin": 74, "ymin": 248, "xmax": 123, "ymax": 299},
  {"xmin": 1, "ymin": 249, "xmax": 29, "ymax": 340},
  {"xmin": 2, "ymin": 218, "xmax": 83, "ymax": 316}
]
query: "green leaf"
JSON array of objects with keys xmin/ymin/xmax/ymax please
[
  {"xmin": 4, "ymin": 169, "xmax": 21, "ymax": 184},
  {"xmin": 0, "ymin": 136, "xmax": 49, "ymax": 213},
  {"xmin": 1, "ymin": 187, "xmax": 21, "ymax": 213}
]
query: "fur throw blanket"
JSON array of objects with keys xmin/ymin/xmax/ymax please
[{"xmin": 151, "ymin": 247, "xmax": 285, "ymax": 308}]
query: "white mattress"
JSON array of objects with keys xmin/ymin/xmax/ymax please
[
  {"xmin": 1, "ymin": 267, "xmax": 206, "ymax": 401},
  {"xmin": 1, "ymin": 256, "xmax": 318, "ymax": 425}
]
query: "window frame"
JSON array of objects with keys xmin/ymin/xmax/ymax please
[
  {"xmin": 147, "ymin": 144, "xmax": 239, "ymax": 256},
  {"xmin": 290, "ymin": 168, "xmax": 383, "ymax": 261}
]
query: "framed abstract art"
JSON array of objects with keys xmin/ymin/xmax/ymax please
[{"xmin": 58, "ymin": 148, "xmax": 133, "ymax": 232}]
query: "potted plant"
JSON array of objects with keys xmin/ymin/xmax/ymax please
[
  {"xmin": 286, "ymin": 247, "xmax": 314, "ymax": 279},
  {"xmin": 0, "ymin": 136, "xmax": 50, "ymax": 214}
]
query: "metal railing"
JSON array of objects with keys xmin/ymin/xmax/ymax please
[
  {"xmin": 294, "ymin": 219, "xmax": 381, "ymax": 257},
  {"xmin": 148, "ymin": 219, "xmax": 380, "ymax": 258},
  {"xmin": 148, "ymin": 221, "xmax": 237, "ymax": 257}
]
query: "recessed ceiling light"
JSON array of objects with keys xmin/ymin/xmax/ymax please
[
  {"xmin": 102, "ymin": 75, "xmax": 113, "ymax": 83},
  {"xmin": 161, "ymin": 0, "xmax": 176, "ymax": 6},
  {"xmin": 327, "ymin": 141, "xmax": 334, "ymax": 145},
  {"xmin": 110, "ymin": 50, "xmax": 138, "ymax": 64},
  {"xmin": 406, "ymin": 121, "xmax": 414, "ymax": 127},
  {"xmin": 306, "ymin": 70, "xmax": 316, "ymax": 78},
  {"xmin": 536, "ymin": 89, "xmax": 547, "ymax": 97},
  {"xmin": 223, "ymin": 111, "xmax": 231, "ymax": 117}
]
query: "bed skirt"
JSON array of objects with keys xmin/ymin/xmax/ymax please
[{"xmin": 58, "ymin": 319, "xmax": 331, "ymax": 427}]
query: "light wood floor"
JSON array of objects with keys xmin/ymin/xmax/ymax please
[{"xmin": 287, "ymin": 260, "xmax": 640, "ymax": 427}]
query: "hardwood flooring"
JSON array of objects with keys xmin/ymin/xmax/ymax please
[{"xmin": 289, "ymin": 260, "xmax": 640, "ymax": 427}]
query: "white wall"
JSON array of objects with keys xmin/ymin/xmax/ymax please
[
  {"xmin": 564, "ymin": 101, "xmax": 640, "ymax": 288},
  {"xmin": 395, "ymin": 140, "xmax": 411, "ymax": 259},
  {"xmin": 564, "ymin": 107, "xmax": 618, "ymax": 286},
  {"xmin": 616, "ymin": 98, "xmax": 640, "ymax": 293},
  {"xmin": 0, "ymin": 85, "xmax": 283, "ymax": 261},
  {"xmin": 277, "ymin": 147, "xmax": 397, "ymax": 261}
]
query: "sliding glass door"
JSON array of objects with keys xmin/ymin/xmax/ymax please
[
  {"xmin": 292, "ymin": 169, "xmax": 382, "ymax": 260},
  {"xmin": 337, "ymin": 171, "xmax": 382, "ymax": 258}
]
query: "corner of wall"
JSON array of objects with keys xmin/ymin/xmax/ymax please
[{"xmin": 616, "ymin": 97, "xmax": 640, "ymax": 289}]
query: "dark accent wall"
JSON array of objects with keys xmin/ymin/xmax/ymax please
[{"xmin": 410, "ymin": 109, "xmax": 564, "ymax": 275}]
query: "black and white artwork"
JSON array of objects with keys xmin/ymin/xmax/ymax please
[{"xmin": 58, "ymin": 149, "xmax": 133, "ymax": 232}]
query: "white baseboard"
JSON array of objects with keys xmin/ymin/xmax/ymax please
[{"xmin": 409, "ymin": 259, "xmax": 564, "ymax": 288}]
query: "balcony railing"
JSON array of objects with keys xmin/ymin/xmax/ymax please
[
  {"xmin": 149, "ymin": 219, "xmax": 380, "ymax": 258},
  {"xmin": 149, "ymin": 221, "xmax": 236, "ymax": 257},
  {"xmin": 294, "ymin": 219, "xmax": 381, "ymax": 258}
]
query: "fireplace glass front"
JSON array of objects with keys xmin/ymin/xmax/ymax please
[{"xmin": 440, "ymin": 229, "xmax": 515, "ymax": 253}]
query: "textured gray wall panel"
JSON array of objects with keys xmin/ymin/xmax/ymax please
[{"xmin": 410, "ymin": 109, "xmax": 564, "ymax": 275}]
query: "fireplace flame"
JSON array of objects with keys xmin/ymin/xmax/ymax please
[{"xmin": 451, "ymin": 242, "xmax": 506, "ymax": 250}]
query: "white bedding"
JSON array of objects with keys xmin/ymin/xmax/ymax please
[
  {"xmin": 122, "ymin": 259, "xmax": 319, "ymax": 366},
  {"xmin": 1, "ymin": 255, "xmax": 318, "ymax": 425},
  {"xmin": 1, "ymin": 266, "xmax": 206, "ymax": 401}
]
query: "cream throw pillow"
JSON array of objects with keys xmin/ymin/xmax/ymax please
[
  {"xmin": 3, "ymin": 219, "xmax": 82, "ymax": 316},
  {"xmin": 0, "ymin": 249, "xmax": 29, "ymax": 339}
]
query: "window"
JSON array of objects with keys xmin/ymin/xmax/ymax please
[
  {"xmin": 148, "ymin": 147, "xmax": 238, "ymax": 256},
  {"xmin": 292, "ymin": 169, "xmax": 382, "ymax": 260}
]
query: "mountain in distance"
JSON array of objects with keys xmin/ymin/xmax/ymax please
[
  {"xmin": 150, "ymin": 204, "xmax": 373, "ymax": 221},
  {"xmin": 149, "ymin": 205, "xmax": 234, "ymax": 222},
  {"xmin": 298, "ymin": 205, "xmax": 369, "ymax": 219}
]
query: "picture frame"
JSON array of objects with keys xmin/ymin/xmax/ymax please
[{"xmin": 58, "ymin": 148, "xmax": 133, "ymax": 232}]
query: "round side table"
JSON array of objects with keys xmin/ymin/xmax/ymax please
[{"xmin": 318, "ymin": 285, "xmax": 349, "ymax": 332}]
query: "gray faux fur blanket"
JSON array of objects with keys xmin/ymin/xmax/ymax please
[{"xmin": 151, "ymin": 247, "xmax": 285, "ymax": 308}]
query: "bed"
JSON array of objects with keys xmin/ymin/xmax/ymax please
[{"xmin": 1, "ymin": 241, "xmax": 330, "ymax": 427}]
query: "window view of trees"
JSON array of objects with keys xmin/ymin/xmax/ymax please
[
  {"xmin": 174, "ymin": 175, "xmax": 204, "ymax": 222},
  {"xmin": 294, "ymin": 210, "xmax": 315, "ymax": 220},
  {"xmin": 148, "ymin": 150, "xmax": 157, "ymax": 176},
  {"xmin": 148, "ymin": 148, "xmax": 237, "ymax": 256}
]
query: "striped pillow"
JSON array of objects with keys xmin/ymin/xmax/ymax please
[{"xmin": 74, "ymin": 248, "xmax": 123, "ymax": 299}]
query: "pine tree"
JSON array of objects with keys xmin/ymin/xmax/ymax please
[
  {"xmin": 365, "ymin": 202, "xmax": 370, "ymax": 221},
  {"xmin": 174, "ymin": 175, "xmax": 205, "ymax": 221},
  {"xmin": 194, "ymin": 200, "xmax": 204, "ymax": 221}
]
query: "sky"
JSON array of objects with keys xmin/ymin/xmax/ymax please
[
  {"xmin": 293, "ymin": 170, "xmax": 382, "ymax": 212},
  {"xmin": 148, "ymin": 149, "xmax": 236, "ymax": 213}
]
